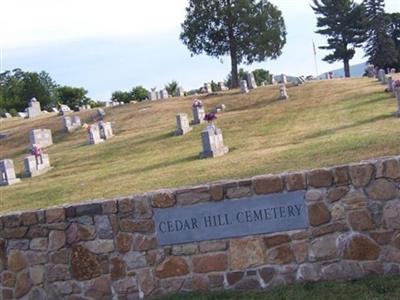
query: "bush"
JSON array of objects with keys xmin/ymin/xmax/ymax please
[{"xmin": 9, "ymin": 108, "xmax": 17, "ymax": 117}]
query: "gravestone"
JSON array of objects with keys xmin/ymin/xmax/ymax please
[
  {"xmin": 59, "ymin": 104, "xmax": 72, "ymax": 116},
  {"xmin": 204, "ymin": 83, "xmax": 212, "ymax": 94},
  {"xmin": 378, "ymin": 69, "xmax": 385, "ymax": 82},
  {"xmin": 176, "ymin": 87, "xmax": 185, "ymax": 97},
  {"xmin": 159, "ymin": 89, "xmax": 169, "ymax": 100},
  {"xmin": 63, "ymin": 116, "xmax": 82, "ymax": 132},
  {"xmin": 0, "ymin": 159, "xmax": 21, "ymax": 186},
  {"xmin": 246, "ymin": 73, "xmax": 257, "ymax": 89},
  {"xmin": 148, "ymin": 91, "xmax": 157, "ymax": 101},
  {"xmin": 278, "ymin": 84, "xmax": 289, "ymax": 100},
  {"xmin": 27, "ymin": 97, "xmax": 42, "ymax": 118},
  {"xmin": 24, "ymin": 154, "xmax": 52, "ymax": 177},
  {"xmin": 105, "ymin": 102, "xmax": 111, "ymax": 107},
  {"xmin": 271, "ymin": 75, "xmax": 276, "ymax": 85},
  {"xmin": 29, "ymin": 129, "xmax": 53, "ymax": 148},
  {"xmin": 96, "ymin": 108, "xmax": 106, "ymax": 120},
  {"xmin": 365, "ymin": 64, "xmax": 376, "ymax": 77},
  {"xmin": 17, "ymin": 112, "xmax": 27, "ymax": 118},
  {"xmin": 390, "ymin": 68, "xmax": 396, "ymax": 74},
  {"xmin": 199, "ymin": 125, "xmax": 229, "ymax": 158},
  {"xmin": 395, "ymin": 87, "xmax": 400, "ymax": 117},
  {"xmin": 387, "ymin": 76, "xmax": 394, "ymax": 93},
  {"xmin": 87, "ymin": 124, "xmax": 104, "ymax": 145},
  {"xmin": 4, "ymin": 113, "xmax": 12, "ymax": 118},
  {"xmin": 51, "ymin": 108, "xmax": 59, "ymax": 113},
  {"xmin": 212, "ymin": 104, "xmax": 226, "ymax": 113},
  {"xmin": 192, "ymin": 106, "xmax": 205, "ymax": 125},
  {"xmin": 280, "ymin": 74, "xmax": 287, "ymax": 84},
  {"xmin": 175, "ymin": 113, "xmax": 192, "ymax": 136},
  {"xmin": 99, "ymin": 122, "xmax": 113, "ymax": 140},
  {"xmin": 218, "ymin": 82, "xmax": 229, "ymax": 91},
  {"xmin": 240, "ymin": 80, "xmax": 249, "ymax": 94}
]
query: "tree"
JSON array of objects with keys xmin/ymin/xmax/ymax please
[
  {"xmin": 311, "ymin": 0, "xmax": 366, "ymax": 78},
  {"xmin": 388, "ymin": 13, "xmax": 400, "ymax": 69},
  {"xmin": 130, "ymin": 86, "xmax": 148, "ymax": 101},
  {"xmin": 180, "ymin": 0, "xmax": 286, "ymax": 88},
  {"xmin": 0, "ymin": 69, "xmax": 57, "ymax": 111},
  {"xmin": 363, "ymin": 0, "xmax": 398, "ymax": 69},
  {"xmin": 165, "ymin": 80, "xmax": 178, "ymax": 96},
  {"xmin": 111, "ymin": 90, "xmax": 131, "ymax": 103},
  {"xmin": 252, "ymin": 68, "xmax": 270, "ymax": 85},
  {"xmin": 225, "ymin": 68, "xmax": 246, "ymax": 87},
  {"xmin": 57, "ymin": 86, "xmax": 89, "ymax": 109}
]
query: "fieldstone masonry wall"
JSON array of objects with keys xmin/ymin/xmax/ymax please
[{"xmin": 1, "ymin": 156, "xmax": 400, "ymax": 299}]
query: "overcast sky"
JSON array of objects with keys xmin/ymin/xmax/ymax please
[{"xmin": 1, "ymin": 0, "xmax": 398, "ymax": 100}]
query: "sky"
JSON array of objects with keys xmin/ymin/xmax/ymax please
[{"xmin": 0, "ymin": 0, "xmax": 399, "ymax": 100}]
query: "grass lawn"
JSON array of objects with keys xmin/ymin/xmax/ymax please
[
  {"xmin": 161, "ymin": 276, "xmax": 400, "ymax": 300},
  {"xmin": 0, "ymin": 76, "xmax": 399, "ymax": 213}
]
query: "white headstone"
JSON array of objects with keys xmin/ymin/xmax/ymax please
[
  {"xmin": 99, "ymin": 122, "xmax": 113, "ymax": 140},
  {"xmin": 218, "ymin": 82, "xmax": 229, "ymax": 91},
  {"xmin": 159, "ymin": 89, "xmax": 169, "ymax": 100},
  {"xmin": 88, "ymin": 124, "xmax": 104, "ymax": 145},
  {"xmin": 378, "ymin": 69, "xmax": 385, "ymax": 82},
  {"xmin": 0, "ymin": 159, "xmax": 21, "ymax": 186},
  {"xmin": 278, "ymin": 84, "xmax": 289, "ymax": 100},
  {"xmin": 63, "ymin": 116, "xmax": 81, "ymax": 132},
  {"xmin": 148, "ymin": 91, "xmax": 157, "ymax": 101},
  {"xmin": 175, "ymin": 113, "xmax": 192, "ymax": 136},
  {"xmin": 281, "ymin": 74, "xmax": 287, "ymax": 84},
  {"xmin": 204, "ymin": 83, "xmax": 212, "ymax": 94},
  {"xmin": 246, "ymin": 73, "xmax": 257, "ymax": 89},
  {"xmin": 240, "ymin": 80, "xmax": 249, "ymax": 94},
  {"xmin": 176, "ymin": 87, "xmax": 185, "ymax": 97}
]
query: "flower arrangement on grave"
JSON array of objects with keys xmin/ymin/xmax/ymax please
[
  {"xmin": 31, "ymin": 144, "xmax": 42, "ymax": 157},
  {"xmin": 192, "ymin": 99, "xmax": 203, "ymax": 108},
  {"xmin": 204, "ymin": 112, "xmax": 218, "ymax": 132},
  {"xmin": 394, "ymin": 80, "xmax": 400, "ymax": 89}
]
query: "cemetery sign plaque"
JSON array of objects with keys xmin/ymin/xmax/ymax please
[{"xmin": 154, "ymin": 191, "xmax": 308, "ymax": 246}]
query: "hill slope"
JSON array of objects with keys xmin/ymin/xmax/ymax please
[{"xmin": 1, "ymin": 76, "xmax": 399, "ymax": 213}]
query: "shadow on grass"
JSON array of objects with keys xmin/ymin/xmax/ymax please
[
  {"xmin": 303, "ymin": 114, "xmax": 393, "ymax": 140},
  {"xmin": 342, "ymin": 94, "xmax": 391, "ymax": 110}
]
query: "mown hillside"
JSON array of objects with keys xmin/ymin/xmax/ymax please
[{"xmin": 0, "ymin": 76, "xmax": 399, "ymax": 213}]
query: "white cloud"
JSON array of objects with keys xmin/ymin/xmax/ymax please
[{"xmin": 0, "ymin": 0, "xmax": 187, "ymax": 49}]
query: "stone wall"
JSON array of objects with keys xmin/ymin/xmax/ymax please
[{"xmin": 1, "ymin": 156, "xmax": 400, "ymax": 299}]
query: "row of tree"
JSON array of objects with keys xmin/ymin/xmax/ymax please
[
  {"xmin": 0, "ymin": 69, "xmax": 95, "ymax": 115},
  {"xmin": 180, "ymin": 0, "xmax": 400, "ymax": 83},
  {"xmin": 312, "ymin": 0, "xmax": 400, "ymax": 77}
]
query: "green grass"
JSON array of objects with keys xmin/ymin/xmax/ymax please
[
  {"xmin": 160, "ymin": 276, "xmax": 400, "ymax": 300},
  {"xmin": 1, "ymin": 77, "xmax": 399, "ymax": 213}
]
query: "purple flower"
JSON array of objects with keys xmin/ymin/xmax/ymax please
[
  {"xmin": 204, "ymin": 112, "xmax": 217, "ymax": 122},
  {"xmin": 192, "ymin": 99, "xmax": 203, "ymax": 108},
  {"xmin": 394, "ymin": 80, "xmax": 400, "ymax": 88}
]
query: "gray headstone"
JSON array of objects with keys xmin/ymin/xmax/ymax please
[
  {"xmin": 24, "ymin": 154, "xmax": 52, "ymax": 177},
  {"xmin": 29, "ymin": 129, "xmax": 53, "ymax": 149},
  {"xmin": 27, "ymin": 97, "xmax": 42, "ymax": 118},
  {"xmin": 63, "ymin": 116, "xmax": 81, "ymax": 132},
  {"xmin": 192, "ymin": 106, "xmax": 205, "ymax": 125},
  {"xmin": 175, "ymin": 113, "xmax": 192, "ymax": 136},
  {"xmin": 0, "ymin": 159, "xmax": 21, "ymax": 186},
  {"xmin": 240, "ymin": 80, "xmax": 249, "ymax": 94},
  {"xmin": 199, "ymin": 125, "xmax": 229, "ymax": 158},
  {"xmin": 218, "ymin": 82, "xmax": 229, "ymax": 91},
  {"xmin": 148, "ymin": 91, "xmax": 157, "ymax": 101},
  {"xmin": 281, "ymin": 74, "xmax": 287, "ymax": 84},
  {"xmin": 378, "ymin": 69, "xmax": 385, "ymax": 82},
  {"xmin": 159, "ymin": 89, "xmax": 169, "ymax": 100}
]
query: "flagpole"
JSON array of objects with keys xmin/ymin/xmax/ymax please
[{"xmin": 312, "ymin": 40, "xmax": 319, "ymax": 79}]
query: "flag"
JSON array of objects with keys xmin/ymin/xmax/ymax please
[{"xmin": 313, "ymin": 41, "xmax": 317, "ymax": 55}]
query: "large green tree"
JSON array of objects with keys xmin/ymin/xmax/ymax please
[
  {"xmin": 57, "ymin": 86, "xmax": 89, "ymax": 109},
  {"xmin": 0, "ymin": 69, "xmax": 57, "ymax": 111},
  {"xmin": 311, "ymin": 0, "xmax": 366, "ymax": 78},
  {"xmin": 363, "ymin": 0, "xmax": 398, "ymax": 69},
  {"xmin": 180, "ymin": 0, "xmax": 286, "ymax": 88}
]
